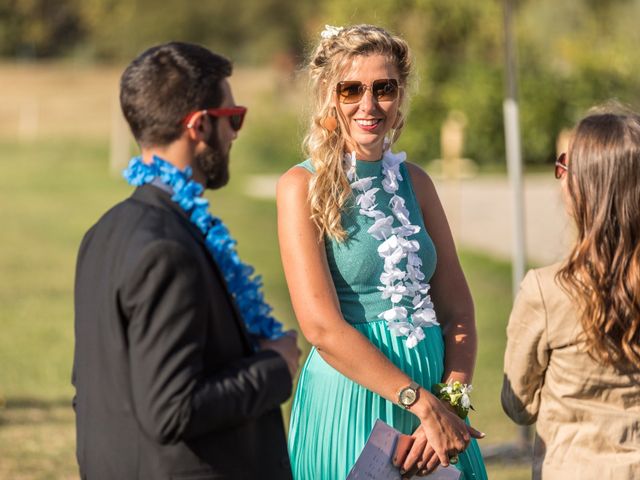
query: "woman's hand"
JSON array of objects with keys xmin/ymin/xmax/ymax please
[
  {"xmin": 393, "ymin": 427, "xmax": 440, "ymax": 478},
  {"xmin": 419, "ymin": 392, "xmax": 483, "ymax": 466},
  {"xmin": 394, "ymin": 392, "xmax": 484, "ymax": 476}
]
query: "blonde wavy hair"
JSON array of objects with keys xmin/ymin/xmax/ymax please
[
  {"xmin": 304, "ymin": 24, "xmax": 412, "ymax": 241},
  {"xmin": 557, "ymin": 109, "xmax": 640, "ymax": 371}
]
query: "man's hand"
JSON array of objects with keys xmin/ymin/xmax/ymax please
[{"xmin": 259, "ymin": 330, "xmax": 301, "ymax": 379}]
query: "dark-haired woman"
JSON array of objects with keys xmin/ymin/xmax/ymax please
[{"xmin": 502, "ymin": 109, "xmax": 640, "ymax": 480}]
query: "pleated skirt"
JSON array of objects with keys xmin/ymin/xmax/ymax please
[{"xmin": 288, "ymin": 320, "xmax": 487, "ymax": 480}]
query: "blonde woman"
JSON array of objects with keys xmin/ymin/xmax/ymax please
[
  {"xmin": 502, "ymin": 110, "xmax": 640, "ymax": 479},
  {"xmin": 277, "ymin": 25, "xmax": 487, "ymax": 479}
]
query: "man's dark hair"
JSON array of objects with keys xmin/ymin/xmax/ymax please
[{"xmin": 120, "ymin": 42, "xmax": 232, "ymax": 147}]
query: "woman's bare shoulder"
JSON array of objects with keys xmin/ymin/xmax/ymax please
[
  {"xmin": 405, "ymin": 161, "xmax": 439, "ymax": 204},
  {"xmin": 277, "ymin": 165, "xmax": 312, "ymax": 199},
  {"xmin": 405, "ymin": 161, "xmax": 435, "ymax": 187}
]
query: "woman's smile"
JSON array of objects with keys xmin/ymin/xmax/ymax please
[{"xmin": 354, "ymin": 117, "xmax": 383, "ymax": 131}]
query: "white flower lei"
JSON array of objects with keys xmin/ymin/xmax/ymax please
[{"xmin": 346, "ymin": 150, "xmax": 439, "ymax": 348}]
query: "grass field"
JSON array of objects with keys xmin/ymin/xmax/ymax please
[
  {"xmin": 0, "ymin": 64, "xmax": 530, "ymax": 478},
  {"xmin": 0, "ymin": 138, "xmax": 529, "ymax": 479}
]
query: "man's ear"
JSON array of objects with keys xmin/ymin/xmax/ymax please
[{"xmin": 186, "ymin": 111, "xmax": 206, "ymax": 142}]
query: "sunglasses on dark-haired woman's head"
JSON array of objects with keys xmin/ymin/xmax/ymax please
[
  {"xmin": 183, "ymin": 106, "xmax": 247, "ymax": 132},
  {"xmin": 555, "ymin": 152, "xmax": 568, "ymax": 179},
  {"xmin": 335, "ymin": 78, "xmax": 400, "ymax": 104}
]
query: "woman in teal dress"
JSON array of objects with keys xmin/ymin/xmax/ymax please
[{"xmin": 277, "ymin": 25, "xmax": 487, "ymax": 479}]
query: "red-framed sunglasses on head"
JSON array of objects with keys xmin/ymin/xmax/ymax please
[
  {"xmin": 183, "ymin": 106, "xmax": 247, "ymax": 132},
  {"xmin": 555, "ymin": 152, "xmax": 568, "ymax": 179}
]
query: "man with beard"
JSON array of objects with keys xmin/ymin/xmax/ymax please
[{"xmin": 72, "ymin": 42, "xmax": 300, "ymax": 480}]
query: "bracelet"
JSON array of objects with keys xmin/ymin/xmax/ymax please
[{"xmin": 432, "ymin": 381, "xmax": 474, "ymax": 419}]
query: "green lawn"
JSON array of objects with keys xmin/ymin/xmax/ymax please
[{"xmin": 0, "ymin": 139, "xmax": 529, "ymax": 479}]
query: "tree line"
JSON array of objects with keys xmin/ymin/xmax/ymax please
[{"xmin": 3, "ymin": 0, "xmax": 639, "ymax": 166}]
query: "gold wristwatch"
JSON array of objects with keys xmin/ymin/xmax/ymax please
[{"xmin": 397, "ymin": 381, "xmax": 420, "ymax": 409}]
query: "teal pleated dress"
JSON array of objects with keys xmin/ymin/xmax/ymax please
[{"xmin": 287, "ymin": 158, "xmax": 487, "ymax": 480}]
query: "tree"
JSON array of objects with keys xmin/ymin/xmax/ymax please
[{"xmin": 0, "ymin": 0, "xmax": 84, "ymax": 58}]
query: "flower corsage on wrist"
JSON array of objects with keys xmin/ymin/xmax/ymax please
[{"xmin": 433, "ymin": 381, "xmax": 474, "ymax": 419}]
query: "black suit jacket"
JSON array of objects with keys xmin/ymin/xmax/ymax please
[{"xmin": 73, "ymin": 184, "xmax": 293, "ymax": 480}]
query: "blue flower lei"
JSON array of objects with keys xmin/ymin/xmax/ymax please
[{"xmin": 123, "ymin": 155, "xmax": 284, "ymax": 340}]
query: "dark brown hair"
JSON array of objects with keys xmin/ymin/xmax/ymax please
[
  {"xmin": 120, "ymin": 42, "xmax": 232, "ymax": 147},
  {"xmin": 558, "ymin": 109, "xmax": 640, "ymax": 371}
]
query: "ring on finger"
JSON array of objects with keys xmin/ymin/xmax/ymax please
[{"xmin": 449, "ymin": 454, "xmax": 459, "ymax": 465}]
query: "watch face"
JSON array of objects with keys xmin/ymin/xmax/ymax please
[{"xmin": 401, "ymin": 388, "xmax": 417, "ymax": 406}]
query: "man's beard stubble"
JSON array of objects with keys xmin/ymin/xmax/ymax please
[{"xmin": 195, "ymin": 129, "xmax": 229, "ymax": 190}]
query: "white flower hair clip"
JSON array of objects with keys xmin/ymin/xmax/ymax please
[{"xmin": 321, "ymin": 25, "xmax": 344, "ymax": 39}]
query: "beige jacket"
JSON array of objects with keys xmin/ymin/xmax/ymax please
[{"xmin": 502, "ymin": 264, "xmax": 640, "ymax": 480}]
